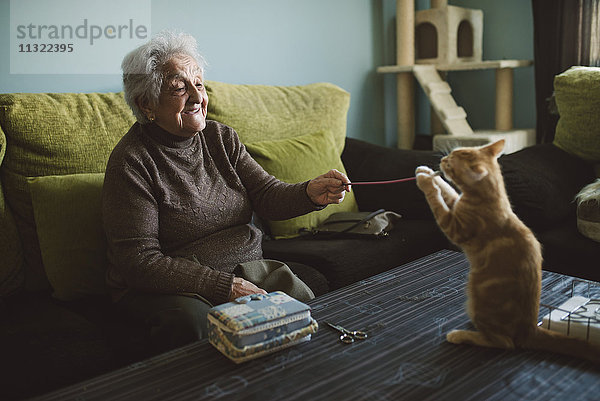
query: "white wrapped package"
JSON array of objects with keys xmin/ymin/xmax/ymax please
[{"xmin": 540, "ymin": 296, "xmax": 600, "ymax": 345}]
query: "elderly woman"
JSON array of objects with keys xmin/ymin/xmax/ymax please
[{"xmin": 102, "ymin": 31, "xmax": 349, "ymax": 351}]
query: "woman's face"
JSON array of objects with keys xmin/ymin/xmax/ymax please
[{"xmin": 150, "ymin": 54, "xmax": 208, "ymax": 137}]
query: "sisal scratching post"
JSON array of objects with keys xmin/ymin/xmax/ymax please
[
  {"xmin": 495, "ymin": 67, "xmax": 514, "ymax": 130},
  {"xmin": 396, "ymin": 0, "xmax": 415, "ymax": 149}
]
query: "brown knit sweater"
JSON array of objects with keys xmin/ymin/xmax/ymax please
[{"xmin": 102, "ymin": 121, "xmax": 320, "ymax": 305}]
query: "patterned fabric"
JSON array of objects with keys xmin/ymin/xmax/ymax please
[
  {"xmin": 207, "ymin": 291, "xmax": 318, "ymax": 363},
  {"xmin": 209, "ymin": 291, "xmax": 310, "ymax": 331}
]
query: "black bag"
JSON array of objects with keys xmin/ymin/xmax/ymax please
[{"xmin": 310, "ymin": 209, "xmax": 402, "ymax": 239}]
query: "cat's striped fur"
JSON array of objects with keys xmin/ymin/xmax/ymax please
[{"xmin": 416, "ymin": 140, "xmax": 600, "ymax": 363}]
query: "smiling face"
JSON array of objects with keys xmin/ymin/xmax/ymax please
[{"xmin": 144, "ymin": 54, "xmax": 208, "ymax": 138}]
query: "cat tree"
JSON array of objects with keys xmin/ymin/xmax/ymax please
[{"xmin": 379, "ymin": 0, "xmax": 535, "ymax": 153}]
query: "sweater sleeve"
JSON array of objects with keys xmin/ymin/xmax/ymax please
[
  {"xmin": 221, "ymin": 127, "xmax": 325, "ymax": 220},
  {"xmin": 102, "ymin": 159, "xmax": 234, "ymax": 305}
]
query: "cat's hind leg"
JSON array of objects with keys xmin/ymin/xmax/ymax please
[{"xmin": 447, "ymin": 329, "xmax": 515, "ymax": 349}]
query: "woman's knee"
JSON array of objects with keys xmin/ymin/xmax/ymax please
[{"xmin": 125, "ymin": 294, "xmax": 212, "ymax": 352}]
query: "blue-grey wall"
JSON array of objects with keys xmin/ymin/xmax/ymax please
[
  {"xmin": 446, "ymin": 0, "xmax": 535, "ymax": 133},
  {"xmin": 0, "ymin": 0, "xmax": 534, "ymax": 147}
]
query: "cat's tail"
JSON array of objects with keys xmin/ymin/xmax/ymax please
[{"xmin": 523, "ymin": 326, "xmax": 600, "ymax": 364}]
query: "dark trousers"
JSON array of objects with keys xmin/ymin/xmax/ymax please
[{"xmin": 117, "ymin": 292, "xmax": 212, "ymax": 354}]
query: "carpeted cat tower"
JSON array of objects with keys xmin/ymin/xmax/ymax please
[{"xmin": 378, "ymin": 0, "xmax": 535, "ymax": 154}]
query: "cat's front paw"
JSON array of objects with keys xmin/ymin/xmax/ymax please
[
  {"xmin": 415, "ymin": 166, "xmax": 435, "ymax": 191},
  {"xmin": 415, "ymin": 166, "xmax": 435, "ymax": 176}
]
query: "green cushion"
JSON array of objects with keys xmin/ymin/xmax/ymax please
[
  {"xmin": 0, "ymin": 126, "xmax": 24, "ymax": 297},
  {"xmin": 28, "ymin": 173, "xmax": 107, "ymax": 301},
  {"xmin": 206, "ymin": 80, "xmax": 355, "ymax": 238},
  {"xmin": 0, "ymin": 92, "xmax": 134, "ymax": 291},
  {"xmin": 553, "ymin": 66, "xmax": 600, "ymax": 163},
  {"xmin": 206, "ymin": 81, "xmax": 350, "ymax": 152},
  {"xmin": 245, "ymin": 131, "xmax": 358, "ymax": 238}
]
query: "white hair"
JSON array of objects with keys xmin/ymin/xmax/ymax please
[{"xmin": 121, "ymin": 31, "xmax": 207, "ymax": 123}]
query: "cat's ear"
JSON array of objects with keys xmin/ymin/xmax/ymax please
[
  {"xmin": 482, "ymin": 140, "xmax": 505, "ymax": 158},
  {"xmin": 468, "ymin": 164, "xmax": 489, "ymax": 181}
]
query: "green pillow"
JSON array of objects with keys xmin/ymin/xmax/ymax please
[
  {"xmin": 245, "ymin": 131, "xmax": 359, "ymax": 238},
  {"xmin": 0, "ymin": 92, "xmax": 134, "ymax": 292},
  {"xmin": 553, "ymin": 66, "xmax": 600, "ymax": 163},
  {"xmin": 28, "ymin": 173, "xmax": 107, "ymax": 301},
  {"xmin": 206, "ymin": 81, "xmax": 350, "ymax": 151},
  {"xmin": 0, "ymin": 128, "xmax": 23, "ymax": 297}
]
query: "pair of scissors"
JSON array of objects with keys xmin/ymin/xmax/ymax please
[{"xmin": 326, "ymin": 322, "xmax": 368, "ymax": 344}]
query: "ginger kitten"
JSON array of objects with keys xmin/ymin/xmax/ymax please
[{"xmin": 416, "ymin": 140, "xmax": 600, "ymax": 363}]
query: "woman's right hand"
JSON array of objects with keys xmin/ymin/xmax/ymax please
[{"xmin": 229, "ymin": 277, "xmax": 267, "ymax": 301}]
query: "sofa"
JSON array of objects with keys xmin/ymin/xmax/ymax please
[
  {"xmin": 0, "ymin": 81, "xmax": 449, "ymax": 400},
  {"xmin": 1, "ymin": 66, "xmax": 599, "ymax": 400}
]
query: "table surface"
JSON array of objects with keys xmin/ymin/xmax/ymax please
[{"xmin": 34, "ymin": 250, "xmax": 600, "ymax": 401}]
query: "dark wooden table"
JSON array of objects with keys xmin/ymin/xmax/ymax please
[{"xmin": 34, "ymin": 250, "xmax": 600, "ymax": 401}]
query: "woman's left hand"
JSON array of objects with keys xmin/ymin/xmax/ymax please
[{"xmin": 306, "ymin": 169, "xmax": 351, "ymax": 206}]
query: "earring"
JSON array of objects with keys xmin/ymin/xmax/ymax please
[{"xmin": 148, "ymin": 113, "xmax": 155, "ymax": 122}]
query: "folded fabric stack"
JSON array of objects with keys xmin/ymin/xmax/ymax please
[{"xmin": 207, "ymin": 291, "xmax": 318, "ymax": 363}]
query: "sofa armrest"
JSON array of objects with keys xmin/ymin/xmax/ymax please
[{"xmin": 341, "ymin": 138, "xmax": 441, "ymax": 218}]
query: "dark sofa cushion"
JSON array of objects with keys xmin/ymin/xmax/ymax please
[
  {"xmin": 342, "ymin": 138, "xmax": 442, "ymax": 219},
  {"xmin": 263, "ymin": 219, "xmax": 449, "ymax": 290},
  {"xmin": 343, "ymin": 139, "xmax": 595, "ymax": 230},
  {"xmin": 339, "ymin": 138, "xmax": 599, "ymax": 284},
  {"xmin": 535, "ymin": 217, "xmax": 600, "ymax": 282},
  {"xmin": 499, "ymin": 143, "xmax": 596, "ymax": 230},
  {"xmin": 0, "ymin": 293, "xmax": 117, "ymax": 400}
]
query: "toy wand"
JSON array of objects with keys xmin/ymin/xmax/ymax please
[{"xmin": 343, "ymin": 171, "xmax": 441, "ymax": 187}]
